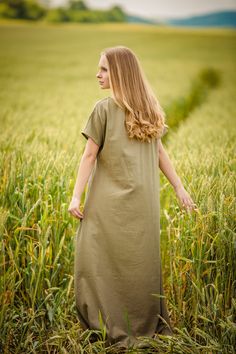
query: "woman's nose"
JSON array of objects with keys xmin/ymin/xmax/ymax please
[{"xmin": 96, "ymin": 72, "xmax": 101, "ymax": 78}]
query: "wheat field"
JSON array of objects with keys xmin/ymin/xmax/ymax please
[{"xmin": 0, "ymin": 21, "xmax": 235, "ymax": 353}]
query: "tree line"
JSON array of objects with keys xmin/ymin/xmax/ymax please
[{"xmin": 0, "ymin": 0, "xmax": 127, "ymax": 23}]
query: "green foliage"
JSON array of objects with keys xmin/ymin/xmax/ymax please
[
  {"xmin": 0, "ymin": 0, "xmax": 127, "ymax": 22},
  {"xmin": 66, "ymin": 9, "xmax": 103, "ymax": 23},
  {"xmin": 106, "ymin": 5, "xmax": 127, "ymax": 22},
  {"xmin": 23, "ymin": 0, "xmax": 46, "ymax": 20},
  {"xmin": 45, "ymin": 7, "xmax": 69, "ymax": 23},
  {"xmin": 0, "ymin": 2, "xmax": 17, "ymax": 18},
  {"xmin": 199, "ymin": 67, "xmax": 221, "ymax": 87},
  {"xmin": 0, "ymin": 0, "xmax": 46, "ymax": 19},
  {"xmin": 64, "ymin": 7, "xmax": 126, "ymax": 23},
  {"xmin": 164, "ymin": 67, "xmax": 221, "ymax": 132},
  {"xmin": 68, "ymin": 0, "xmax": 88, "ymax": 11},
  {"xmin": 49, "ymin": 5, "xmax": 127, "ymax": 24}
]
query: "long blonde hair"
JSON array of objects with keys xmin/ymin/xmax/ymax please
[{"xmin": 101, "ymin": 46, "xmax": 168, "ymax": 143}]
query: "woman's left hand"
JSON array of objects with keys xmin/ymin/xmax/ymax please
[
  {"xmin": 68, "ymin": 196, "xmax": 84, "ymax": 220},
  {"xmin": 174, "ymin": 185, "xmax": 198, "ymax": 212}
]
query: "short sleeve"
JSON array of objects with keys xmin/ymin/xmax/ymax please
[{"xmin": 81, "ymin": 101, "xmax": 107, "ymax": 148}]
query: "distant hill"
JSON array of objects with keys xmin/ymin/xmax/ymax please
[
  {"xmin": 163, "ymin": 10, "xmax": 236, "ymax": 28},
  {"xmin": 127, "ymin": 14, "xmax": 157, "ymax": 25}
]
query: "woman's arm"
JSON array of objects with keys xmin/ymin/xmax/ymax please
[
  {"xmin": 158, "ymin": 139, "xmax": 197, "ymax": 211},
  {"xmin": 68, "ymin": 138, "xmax": 99, "ymax": 219}
]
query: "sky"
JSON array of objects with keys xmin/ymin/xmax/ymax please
[{"xmin": 50, "ymin": 0, "xmax": 236, "ymax": 19}]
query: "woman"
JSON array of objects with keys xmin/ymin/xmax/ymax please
[{"xmin": 68, "ymin": 46, "xmax": 196, "ymax": 349}]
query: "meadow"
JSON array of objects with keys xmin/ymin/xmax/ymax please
[{"xmin": 0, "ymin": 20, "xmax": 235, "ymax": 353}]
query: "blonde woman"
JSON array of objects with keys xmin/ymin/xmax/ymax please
[{"xmin": 68, "ymin": 46, "xmax": 196, "ymax": 349}]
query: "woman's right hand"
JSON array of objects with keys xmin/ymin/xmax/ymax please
[
  {"xmin": 68, "ymin": 196, "xmax": 84, "ymax": 220},
  {"xmin": 174, "ymin": 185, "xmax": 198, "ymax": 212}
]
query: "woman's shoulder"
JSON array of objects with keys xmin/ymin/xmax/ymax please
[
  {"xmin": 95, "ymin": 96, "xmax": 114, "ymax": 106},
  {"xmin": 93, "ymin": 96, "xmax": 118, "ymax": 113}
]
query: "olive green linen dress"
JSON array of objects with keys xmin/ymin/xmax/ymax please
[{"xmin": 74, "ymin": 96, "xmax": 172, "ymax": 348}]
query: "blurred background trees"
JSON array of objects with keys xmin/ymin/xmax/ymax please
[
  {"xmin": 0, "ymin": 0, "xmax": 46, "ymax": 20},
  {"xmin": 0, "ymin": 0, "xmax": 127, "ymax": 22}
]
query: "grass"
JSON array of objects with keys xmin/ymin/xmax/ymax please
[
  {"xmin": 164, "ymin": 67, "xmax": 221, "ymax": 131},
  {"xmin": 0, "ymin": 20, "xmax": 235, "ymax": 353}
]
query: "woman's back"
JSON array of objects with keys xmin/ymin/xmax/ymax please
[
  {"xmin": 69, "ymin": 45, "xmax": 195, "ymax": 349},
  {"xmin": 74, "ymin": 96, "xmax": 172, "ymax": 348}
]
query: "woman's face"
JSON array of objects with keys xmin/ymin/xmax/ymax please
[{"xmin": 96, "ymin": 54, "xmax": 110, "ymax": 89}]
